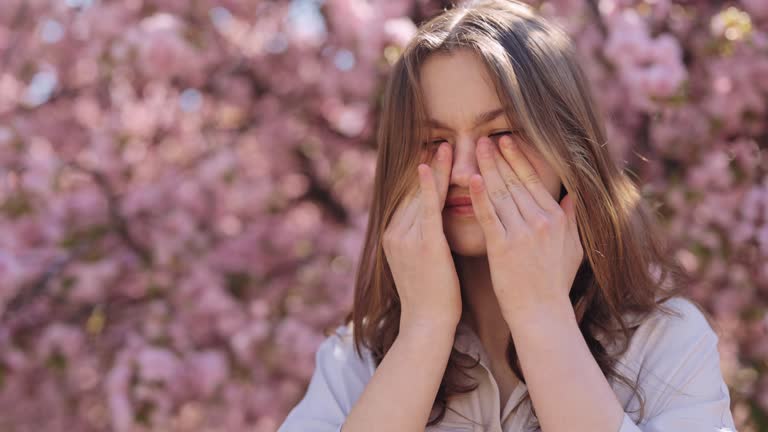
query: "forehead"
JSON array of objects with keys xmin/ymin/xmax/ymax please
[{"xmin": 418, "ymin": 49, "xmax": 504, "ymax": 125}]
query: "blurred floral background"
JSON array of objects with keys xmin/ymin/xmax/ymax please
[{"xmin": 0, "ymin": 0, "xmax": 766, "ymax": 430}]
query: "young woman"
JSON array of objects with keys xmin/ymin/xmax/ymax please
[{"xmin": 278, "ymin": 1, "xmax": 737, "ymax": 431}]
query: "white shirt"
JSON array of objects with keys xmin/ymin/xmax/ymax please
[{"xmin": 278, "ymin": 297, "xmax": 737, "ymax": 431}]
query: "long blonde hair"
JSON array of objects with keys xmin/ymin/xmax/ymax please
[{"xmin": 335, "ymin": 0, "xmax": 697, "ymax": 427}]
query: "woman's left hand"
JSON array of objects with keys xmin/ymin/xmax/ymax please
[{"xmin": 469, "ymin": 134, "xmax": 585, "ymax": 325}]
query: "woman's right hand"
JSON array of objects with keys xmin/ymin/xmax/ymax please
[{"xmin": 382, "ymin": 142, "xmax": 462, "ymax": 331}]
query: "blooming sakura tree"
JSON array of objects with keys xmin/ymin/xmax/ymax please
[{"xmin": 0, "ymin": 0, "xmax": 766, "ymax": 430}]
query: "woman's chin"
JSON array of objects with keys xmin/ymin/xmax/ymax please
[
  {"xmin": 445, "ymin": 233, "xmax": 487, "ymax": 256},
  {"xmin": 442, "ymin": 214, "xmax": 488, "ymax": 256}
]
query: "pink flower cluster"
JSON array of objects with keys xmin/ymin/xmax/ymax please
[
  {"xmin": 0, "ymin": 0, "xmax": 765, "ymax": 430},
  {"xmin": 604, "ymin": 8, "xmax": 687, "ymax": 111}
]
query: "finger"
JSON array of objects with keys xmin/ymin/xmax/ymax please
[
  {"xmin": 491, "ymin": 139, "xmax": 548, "ymax": 224},
  {"xmin": 430, "ymin": 142, "xmax": 452, "ymax": 209},
  {"xmin": 402, "ymin": 143, "xmax": 450, "ymax": 234},
  {"xmin": 399, "ymin": 183, "xmax": 423, "ymax": 233},
  {"xmin": 468, "ymin": 173, "xmax": 505, "ymax": 240},
  {"xmin": 389, "ymin": 181, "xmax": 421, "ymax": 234},
  {"xmin": 498, "ymin": 135, "xmax": 560, "ymax": 214},
  {"xmin": 476, "ymin": 137, "xmax": 524, "ymax": 230},
  {"xmin": 415, "ymin": 163, "xmax": 444, "ymax": 237}
]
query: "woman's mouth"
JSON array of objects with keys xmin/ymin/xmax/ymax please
[{"xmin": 445, "ymin": 204, "xmax": 475, "ymax": 215}]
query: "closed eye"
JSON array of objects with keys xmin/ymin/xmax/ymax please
[
  {"xmin": 424, "ymin": 138, "xmax": 447, "ymax": 148},
  {"xmin": 423, "ymin": 130, "xmax": 520, "ymax": 148},
  {"xmin": 489, "ymin": 130, "xmax": 519, "ymax": 139}
]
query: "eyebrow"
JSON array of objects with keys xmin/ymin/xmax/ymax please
[{"xmin": 425, "ymin": 107, "xmax": 510, "ymax": 131}]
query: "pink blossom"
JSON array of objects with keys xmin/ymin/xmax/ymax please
[
  {"xmin": 383, "ymin": 17, "xmax": 417, "ymax": 47},
  {"xmin": 136, "ymin": 346, "xmax": 181, "ymax": 384},
  {"xmin": 36, "ymin": 322, "xmax": 84, "ymax": 361},
  {"xmin": 185, "ymin": 350, "xmax": 230, "ymax": 398},
  {"xmin": 133, "ymin": 13, "xmax": 199, "ymax": 81},
  {"xmin": 0, "ymin": 1, "xmax": 765, "ymax": 430}
]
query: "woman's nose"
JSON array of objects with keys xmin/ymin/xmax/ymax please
[{"xmin": 449, "ymin": 137, "xmax": 481, "ymax": 188}]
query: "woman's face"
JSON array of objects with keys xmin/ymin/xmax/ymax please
[{"xmin": 419, "ymin": 49, "xmax": 563, "ymax": 256}]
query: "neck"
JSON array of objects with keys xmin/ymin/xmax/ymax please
[{"xmin": 455, "ymin": 254, "xmax": 511, "ymax": 361}]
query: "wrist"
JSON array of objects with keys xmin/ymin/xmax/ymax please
[
  {"xmin": 399, "ymin": 316, "xmax": 458, "ymax": 341},
  {"xmin": 503, "ymin": 294, "xmax": 576, "ymax": 333}
]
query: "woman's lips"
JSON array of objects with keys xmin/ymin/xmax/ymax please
[
  {"xmin": 445, "ymin": 204, "xmax": 474, "ymax": 215},
  {"xmin": 446, "ymin": 196, "xmax": 472, "ymax": 206}
]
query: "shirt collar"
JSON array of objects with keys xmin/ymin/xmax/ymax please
[{"xmin": 454, "ymin": 319, "xmax": 492, "ymax": 366}]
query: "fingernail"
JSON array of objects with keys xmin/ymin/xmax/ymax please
[
  {"xmin": 470, "ymin": 174, "xmax": 483, "ymax": 190},
  {"xmin": 501, "ymin": 137, "xmax": 515, "ymax": 150}
]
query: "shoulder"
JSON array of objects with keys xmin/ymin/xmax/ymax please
[
  {"xmin": 614, "ymin": 296, "xmax": 719, "ymax": 370},
  {"xmin": 315, "ymin": 322, "xmax": 377, "ymax": 382},
  {"xmin": 603, "ymin": 296, "xmax": 717, "ymax": 363},
  {"xmin": 278, "ymin": 323, "xmax": 376, "ymax": 431},
  {"xmin": 627, "ymin": 296, "xmax": 718, "ymax": 356},
  {"xmin": 312, "ymin": 322, "xmax": 378, "ymax": 402},
  {"xmin": 611, "ymin": 297, "xmax": 732, "ymax": 423}
]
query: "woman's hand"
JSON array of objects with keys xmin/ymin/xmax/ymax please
[
  {"xmin": 383, "ymin": 142, "xmax": 462, "ymax": 331},
  {"xmin": 469, "ymin": 135, "xmax": 584, "ymax": 324}
]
